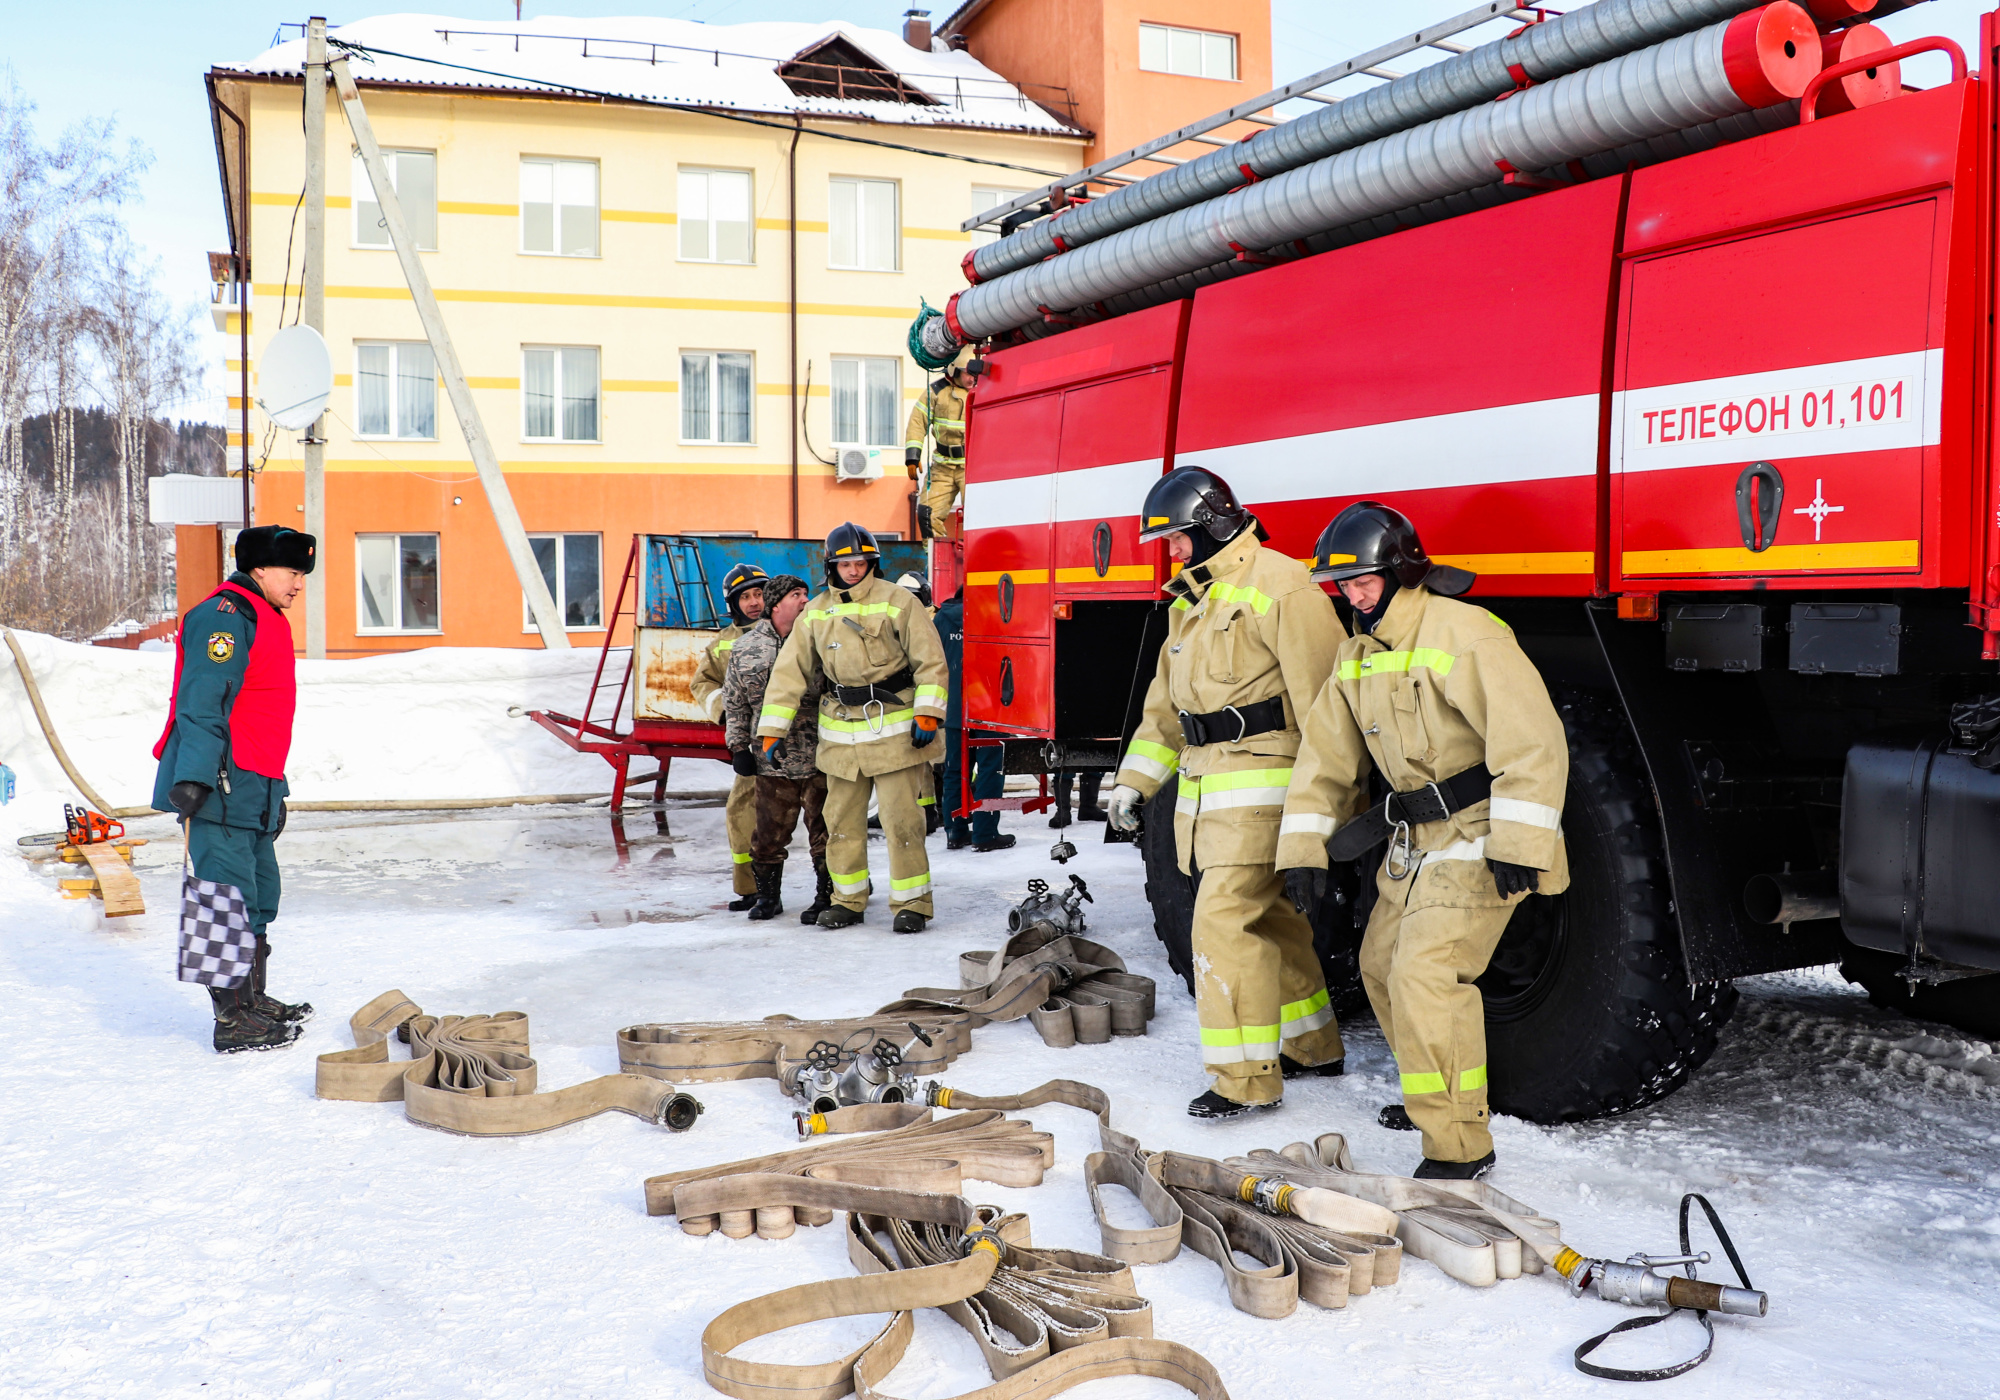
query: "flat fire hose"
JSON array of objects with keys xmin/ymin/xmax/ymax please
[
  {"xmin": 907, "ymin": 1083, "xmax": 1404, "ymax": 1319},
  {"xmin": 317, "ymin": 990, "xmax": 703, "ymax": 1136},
  {"xmin": 881, "ymin": 926, "xmax": 1156, "ymax": 1047},
  {"xmin": 700, "ymin": 1205, "xmax": 1230, "ymax": 1400},
  {"xmin": 1228, "ymin": 1134, "xmax": 1562, "ymax": 1288},
  {"xmin": 619, "ymin": 1012, "xmax": 976, "ymax": 1083},
  {"xmin": 646, "ymin": 1107, "xmax": 1057, "ymax": 1238}
]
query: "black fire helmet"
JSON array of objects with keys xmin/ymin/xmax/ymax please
[{"xmin": 1309, "ymin": 501, "xmax": 1475, "ymax": 596}]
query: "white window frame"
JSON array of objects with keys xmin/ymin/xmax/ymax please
[
  {"xmin": 829, "ymin": 355, "xmax": 902, "ymax": 448},
  {"xmin": 971, "ymin": 184, "xmax": 1030, "ymax": 246},
  {"xmin": 519, "ymin": 156, "xmax": 601, "ymax": 258},
  {"xmin": 828, "ymin": 176, "xmax": 900, "ymax": 272},
  {"xmin": 521, "ymin": 346, "xmax": 601, "ymax": 443},
  {"xmin": 678, "ymin": 167, "xmax": 756, "ymax": 265},
  {"xmin": 353, "ymin": 341, "xmax": 438, "ymax": 441},
  {"xmin": 521, "ymin": 532, "xmax": 605, "ymax": 632},
  {"xmin": 678, "ymin": 350, "xmax": 757, "ymax": 446},
  {"xmin": 355, "ymin": 532, "xmax": 442, "ymax": 635},
  {"xmin": 1138, "ymin": 23, "xmax": 1237, "ymax": 81},
  {"xmin": 352, "ymin": 149, "xmax": 438, "ymax": 250}
]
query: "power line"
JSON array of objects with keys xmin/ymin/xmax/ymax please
[{"xmin": 324, "ymin": 39, "xmax": 1074, "ymax": 179}]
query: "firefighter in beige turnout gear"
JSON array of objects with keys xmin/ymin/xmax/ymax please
[
  {"xmin": 905, "ymin": 353, "xmax": 981, "ymax": 541},
  {"xmin": 1278, "ymin": 501, "xmax": 1569, "ymax": 1180},
  {"xmin": 757, "ymin": 523, "xmax": 949, "ymax": 933},
  {"xmin": 693, "ymin": 563, "xmax": 769, "ymax": 909},
  {"xmin": 1105, "ymin": 467, "xmax": 1348, "ymax": 1120}
]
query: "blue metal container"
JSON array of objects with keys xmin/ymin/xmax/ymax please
[{"xmin": 641, "ymin": 535, "xmax": 927, "ymax": 628}]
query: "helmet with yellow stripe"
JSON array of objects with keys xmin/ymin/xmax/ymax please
[
  {"xmin": 822, "ymin": 521, "xmax": 882, "ymax": 587},
  {"xmin": 721, "ymin": 562, "xmax": 770, "ymax": 625},
  {"xmin": 1310, "ymin": 501, "xmax": 1475, "ymax": 596},
  {"xmin": 1138, "ymin": 466, "xmax": 1251, "ymax": 545}
]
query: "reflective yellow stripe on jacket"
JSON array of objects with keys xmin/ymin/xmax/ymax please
[
  {"xmin": 1174, "ymin": 766, "xmax": 1294, "ymax": 817},
  {"xmin": 1338, "ymin": 647, "xmax": 1456, "ymax": 680}
]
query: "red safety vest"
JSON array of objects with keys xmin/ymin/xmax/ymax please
[{"xmin": 152, "ymin": 582, "xmax": 298, "ymax": 779}]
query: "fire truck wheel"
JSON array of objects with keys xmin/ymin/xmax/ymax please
[
  {"xmin": 1139, "ymin": 785, "xmax": 1369, "ymax": 1011},
  {"xmin": 1478, "ymin": 692, "xmax": 1738, "ymax": 1124},
  {"xmin": 1837, "ymin": 947, "xmax": 2000, "ymax": 1039}
]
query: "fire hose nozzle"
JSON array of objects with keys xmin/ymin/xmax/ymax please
[{"xmin": 1666, "ymin": 1276, "xmax": 1770, "ymax": 1318}]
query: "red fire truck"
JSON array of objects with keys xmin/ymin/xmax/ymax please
[{"xmin": 946, "ymin": 0, "xmax": 2000, "ymax": 1125}]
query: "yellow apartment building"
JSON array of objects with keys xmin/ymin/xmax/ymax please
[{"xmin": 204, "ymin": 14, "xmax": 1090, "ymax": 653}]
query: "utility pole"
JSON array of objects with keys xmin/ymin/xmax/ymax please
[
  {"xmin": 303, "ymin": 17, "xmax": 328, "ymax": 659},
  {"xmin": 329, "ymin": 54, "xmax": 570, "ymax": 648}
]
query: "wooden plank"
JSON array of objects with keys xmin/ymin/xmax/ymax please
[{"xmin": 78, "ymin": 843, "xmax": 144, "ymax": 918}]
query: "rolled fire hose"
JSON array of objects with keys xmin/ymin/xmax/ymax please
[
  {"xmin": 619, "ymin": 1010, "xmax": 976, "ymax": 1085},
  {"xmin": 881, "ymin": 925, "xmax": 1156, "ymax": 1046},
  {"xmin": 965, "ymin": 0, "xmax": 1800, "ymax": 284},
  {"xmin": 699, "ymin": 1205, "xmax": 1230, "ymax": 1400},
  {"xmin": 944, "ymin": 3, "xmax": 1826, "ymax": 341},
  {"xmin": 316, "ymin": 989, "xmax": 704, "ymax": 1135}
]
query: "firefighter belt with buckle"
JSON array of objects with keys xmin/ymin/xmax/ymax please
[
  {"xmin": 1325, "ymin": 762, "xmax": 1495, "ymax": 862},
  {"xmin": 832, "ymin": 667, "xmax": 915, "ymax": 709},
  {"xmin": 1176, "ymin": 694, "xmax": 1286, "ymax": 747},
  {"xmin": 316, "ymin": 990, "xmax": 704, "ymax": 1136}
]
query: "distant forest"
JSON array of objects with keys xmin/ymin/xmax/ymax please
[{"xmin": 1, "ymin": 81, "xmax": 213, "ymax": 639}]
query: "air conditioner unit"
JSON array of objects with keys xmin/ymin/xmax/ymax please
[{"xmin": 835, "ymin": 447, "xmax": 885, "ymax": 483}]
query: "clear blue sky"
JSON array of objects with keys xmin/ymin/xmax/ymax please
[{"xmin": 6, "ymin": 0, "xmax": 1985, "ymax": 423}]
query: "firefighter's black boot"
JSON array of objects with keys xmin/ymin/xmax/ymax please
[
  {"xmin": 1378, "ymin": 1104, "xmax": 1417, "ymax": 1131},
  {"xmin": 917, "ymin": 504, "xmax": 935, "ymax": 541},
  {"xmin": 1414, "ymin": 1151, "xmax": 1496, "ymax": 1181},
  {"xmin": 251, "ymin": 936, "xmax": 313, "ymax": 1024},
  {"xmin": 892, "ymin": 909, "xmax": 927, "ymax": 934},
  {"xmin": 747, "ymin": 862, "xmax": 785, "ymax": 921},
  {"xmin": 726, "ymin": 872, "xmax": 758, "ymax": 912},
  {"xmin": 1187, "ymin": 1088, "xmax": 1277, "ymax": 1120},
  {"xmin": 1049, "ymin": 770, "xmax": 1075, "ymax": 829},
  {"xmin": 818, "ymin": 905, "xmax": 864, "ymax": 929},
  {"xmin": 1280, "ymin": 1054, "xmax": 1343, "ymax": 1080},
  {"xmin": 1076, "ymin": 772, "xmax": 1107, "ymax": 823},
  {"xmin": 800, "ymin": 861, "xmax": 834, "ymax": 925},
  {"xmin": 209, "ymin": 984, "xmax": 303, "ymax": 1054}
]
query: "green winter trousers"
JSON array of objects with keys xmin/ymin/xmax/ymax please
[{"xmin": 187, "ymin": 817, "xmax": 281, "ymax": 938}]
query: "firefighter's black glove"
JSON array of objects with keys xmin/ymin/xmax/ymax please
[
  {"xmin": 1284, "ymin": 867, "xmax": 1326, "ymax": 916},
  {"xmin": 911, "ymin": 717, "xmax": 939, "ymax": 749},
  {"xmin": 905, "ymin": 447, "xmax": 922, "ymax": 468},
  {"xmin": 731, "ymin": 749, "xmax": 759, "ymax": 777},
  {"xmin": 1487, "ymin": 858, "xmax": 1538, "ymax": 899},
  {"xmin": 167, "ymin": 781, "xmax": 211, "ymax": 819}
]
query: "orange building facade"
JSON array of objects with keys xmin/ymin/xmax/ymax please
[{"xmin": 200, "ymin": 4, "xmax": 1267, "ymax": 654}]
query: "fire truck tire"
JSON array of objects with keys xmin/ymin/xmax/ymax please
[
  {"xmin": 1837, "ymin": 947, "xmax": 2000, "ymax": 1039},
  {"xmin": 1139, "ymin": 785, "xmax": 1368, "ymax": 1011},
  {"xmin": 1479, "ymin": 692, "xmax": 1738, "ymax": 1124}
]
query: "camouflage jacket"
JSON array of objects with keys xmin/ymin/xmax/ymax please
[{"xmin": 724, "ymin": 618, "xmax": 822, "ymax": 779}]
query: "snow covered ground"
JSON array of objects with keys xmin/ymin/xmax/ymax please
[{"xmin": 3, "ymin": 635, "xmax": 1998, "ymax": 1398}]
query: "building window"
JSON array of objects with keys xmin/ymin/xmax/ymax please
[
  {"xmin": 520, "ymin": 157, "xmax": 599, "ymax": 256},
  {"xmin": 971, "ymin": 185, "xmax": 1029, "ymax": 245},
  {"xmin": 1139, "ymin": 23, "xmax": 1237, "ymax": 80},
  {"xmin": 829, "ymin": 177, "xmax": 899, "ymax": 271},
  {"xmin": 525, "ymin": 533, "xmax": 603, "ymax": 630},
  {"xmin": 680, "ymin": 351, "xmax": 754, "ymax": 444},
  {"xmin": 830, "ymin": 356, "xmax": 900, "ymax": 447},
  {"xmin": 679, "ymin": 168, "xmax": 754, "ymax": 263},
  {"xmin": 523, "ymin": 347, "xmax": 600, "ymax": 442},
  {"xmin": 353, "ymin": 150, "xmax": 437, "ymax": 250},
  {"xmin": 356, "ymin": 533, "xmax": 440, "ymax": 633},
  {"xmin": 354, "ymin": 342, "xmax": 436, "ymax": 439}
]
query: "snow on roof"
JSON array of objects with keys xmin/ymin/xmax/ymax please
[{"xmin": 220, "ymin": 14, "xmax": 1086, "ymax": 138}]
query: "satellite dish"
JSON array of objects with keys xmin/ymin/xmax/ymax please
[{"xmin": 257, "ymin": 325, "xmax": 333, "ymax": 430}]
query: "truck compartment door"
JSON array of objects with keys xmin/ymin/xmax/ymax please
[
  {"xmin": 1052, "ymin": 367, "xmax": 1174, "ymax": 598},
  {"xmin": 961, "ymin": 390, "xmax": 1060, "ymax": 641},
  {"xmin": 1616, "ymin": 201, "xmax": 1939, "ymax": 583}
]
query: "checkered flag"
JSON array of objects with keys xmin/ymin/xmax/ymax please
[{"xmin": 178, "ymin": 873, "xmax": 255, "ymax": 988}]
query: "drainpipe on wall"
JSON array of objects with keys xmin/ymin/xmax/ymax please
[{"xmin": 788, "ymin": 115, "xmax": 802, "ymax": 541}]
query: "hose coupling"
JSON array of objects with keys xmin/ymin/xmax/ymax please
[
  {"xmin": 962, "ymin": 1227, "xmax": 1005, "ymax": 1259},
  {"xmin": 926, "ymin": 1083, "xmax": 954, "ymax": 1108},
  {"xmin": 656, "ymin": 1091, "xmax": 705, "ymax": 1132},
  {"xmin": 1240, "ymin": 1175, "xmax": 1295, "ymax": 1216}
]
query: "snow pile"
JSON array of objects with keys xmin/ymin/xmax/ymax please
[{"xmin": 0, "ymin": 628, "xmax": 727, "ymax": 840}]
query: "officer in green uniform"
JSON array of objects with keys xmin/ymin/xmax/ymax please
[{"xmin": 152, "ymin": 525, "xmax": 316, "ymax": 1053}]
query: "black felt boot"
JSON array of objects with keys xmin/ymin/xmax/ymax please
[
  {"xmin": 800, "ymin": 862, "xmax": 834, "ymax": 925},
  {"xmin": 209, "ymin": 984, "xmax": 302, "ymax": 1054},
  {"xmin": 747, "ymin": 862, "xmax": 785, "ymax": 921},
  {"xmin": 251, "ymin": 936, "xmax": 313, "ymax": 1024}
]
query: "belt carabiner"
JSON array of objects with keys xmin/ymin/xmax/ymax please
[
  {"xmin": 1385, "ymin": 819, "xmax": 1416, "ymax": 881},
  {"xmin": 862, "ymin": 697, "xmax": 887, "ymax": 734}
]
